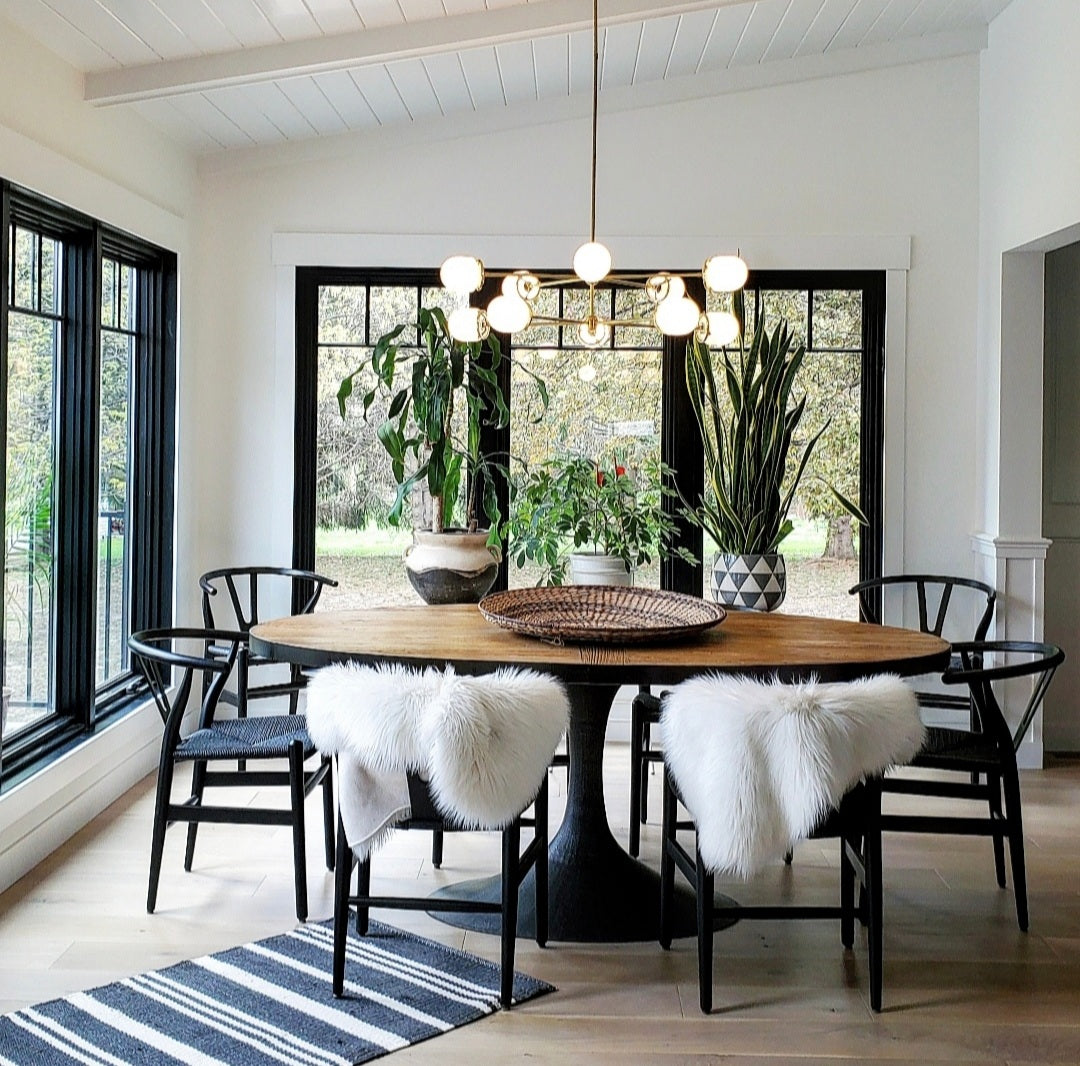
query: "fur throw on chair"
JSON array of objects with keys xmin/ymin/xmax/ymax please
[
  {"xmin": 306, "ymin": 662, "xmax": 569, "ymax": 853},
  {"xmin": 661, "ymin": 674, "xmax": 922, "ymax": 879}
]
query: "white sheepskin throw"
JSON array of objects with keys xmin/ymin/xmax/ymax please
[
  {"xmin": 660, "ymin": 674, "xmax": 922, "ymax": 879},
  {"xmin": 305, "ymin": 662, "xmax": 569, "ymax": 851}
]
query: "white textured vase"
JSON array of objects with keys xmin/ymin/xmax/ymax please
[
  {"xmin": 403, "ymin": 529, "xmax": 501, "ymax": 604},
  {"xmin": 568, "ymin": 552, "xmax": 633, "ymax": 587}
]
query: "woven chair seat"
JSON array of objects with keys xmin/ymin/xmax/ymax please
[
  {"xmin": 176, "ymin": 715, "xmax": 316, "ymax": 762},
  {"xmin": 913, "ymin": 725, "xmax": 997, "ymax": 770}
]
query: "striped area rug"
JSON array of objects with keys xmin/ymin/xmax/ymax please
[{"xmin": 0, "ymin": 919, "xmax": 553, "ymax": 1065}]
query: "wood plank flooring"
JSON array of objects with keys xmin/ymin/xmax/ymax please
[{"xmin": 2, "ymin": 748, "xmax": 1079, "ymax": 1063}]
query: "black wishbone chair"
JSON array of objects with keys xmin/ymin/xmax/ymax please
[
  {"xmin": 658, "ymin": 673, "xmax": 923, "ymax": 1013},
  {"xmin": 880, "ymin": 640, "xmax": 1064, "ymax": 930},
  {"xmin": 129, "ymin": 628, "xmax": 334, "ymax": 921},
  {"xmin": 306, "ymin": 662, "xmax": 568, "ymax": 1008}
]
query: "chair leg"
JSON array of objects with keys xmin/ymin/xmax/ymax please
[
  {"xmin": 332, "ymin": 815, "xmax": 353, "ymax": 998},
  {"xmin": 639, "ymin": 721, "xmax": 653, "ymax": 825},
  {"xmin": 431, "ymin": 829, "xmax": 444, "ymax": 869},
  {"xmin": 500, "ymin": 820, "xmax": 522, "ymax": 1008},
  {"xmin": 629, "ymin": 706, "xmax": 645, "ymax": 858},
  {"xmin": 864, "ymin": 787, "xmax": 884, "ymax": 1013},
  {"xmin": 321, "ymin": 756, "xmax": 335, "ymax": 871},
  {"xmin": 355, "ymin": 855, "xmax": 371, "ymax": 936},
  {"xmin": 533, "ymin": 778, "xmax": 549, "ymax": 949},
  {"xmin": 1001, "ymin": 764, "xmax": 1029, "ymax": 932},
  {"xmin": 696, "ymin": 848, "xmax": 714, "ymax": 1014},
  {"xmin": 988, "ymin": 771, "xmax": 1007, "ymax": 888},
  {"xmin": 840, "ymin": 834, "xmax": 855, "ymax": 950},
  {"xmin": 147, "ymin": 758, "xmax": 175, "ymax": 914},
  {"xmin": 865, "ymin": 832, "xmax": 883, "ymax": 1012},
  {"xmin": 659, "ymin": 768, "xmax": 677, "ymax": 951},
  {"xmin": 183, "ymin": 760, "xmax": 207, "ymax": 872},
  {"xmin": 288, "ymin": 740, "xmax": 308, "ymax": 923}
]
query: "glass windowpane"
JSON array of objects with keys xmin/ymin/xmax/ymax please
[
  {"xmin": 315, "ymin": 285, "xmax": 417, "ymax": 609},
  {"xmin": 96, "ymin": 260, "xmax": 132, "ymax": 687},
  {"xmin": 318, "ymin": 285, "xmax": 366, "ymax": 345},
  {"xmin": 4, "ymin": 306, "xmax": 58, "ymax": 733},
  {"xmin": 812, "ymin": 290, "xmax": 863, "ymax": 350}
]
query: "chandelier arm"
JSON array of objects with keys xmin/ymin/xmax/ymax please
[{"xmin": 528, "ymin": 313, "xmax": 652, "ymax": 329}]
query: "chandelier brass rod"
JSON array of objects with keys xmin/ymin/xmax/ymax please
[{"xmin": 590, "ymin": 0, "xmax": 599, "ymax": 245}]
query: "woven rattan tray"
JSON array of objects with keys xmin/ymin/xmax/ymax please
[{"xmin": 478, "ymin": 585, "xmax": 726, "ymax": 645}]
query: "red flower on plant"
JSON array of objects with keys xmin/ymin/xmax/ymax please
[{"xmin": 595, "ymin": 462, "xmax": 605, "ymax": 488}]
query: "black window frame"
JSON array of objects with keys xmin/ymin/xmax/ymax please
[
  {"xmin": 0, "ymin": 181, "xmax": 177, "ymax": 788},
  {"xmin": 293, "ymin": 266, "xmax": 884, "ymax": 604}
]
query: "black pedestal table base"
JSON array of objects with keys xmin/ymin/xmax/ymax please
[{"xmin": 428, "ymin": 682, "xmax": 735, "ymax": 942}]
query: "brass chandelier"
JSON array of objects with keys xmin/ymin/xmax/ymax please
[{"xmin": 440, "ymin": 0, "xmax": 748, "ymax": 348}]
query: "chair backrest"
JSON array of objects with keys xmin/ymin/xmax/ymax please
[
  {"xmin": 943, "ymin": 640, "xmax": 1065, "ymax": 752},
  {"xmin": 306, "ymin": 662, "xmax": 569, "ymax": 828},
  {"xmin": 199, "ymin": 566, "xmax": 338, "ymax": 632},
  {"xmin": 850, "ymin": 574, "xmax": 996, "ymax": 641},
  {"xmin": 661, "ymin": 673, "xmax": 923, "ymax": 877},
  {"xmin": 128, "ymin": 628, "xmax": 244, "ymax": 750}
]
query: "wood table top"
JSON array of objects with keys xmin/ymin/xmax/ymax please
[{"xmin": 251, "ymin": 604, "xmax": 951, "ymax": 686}]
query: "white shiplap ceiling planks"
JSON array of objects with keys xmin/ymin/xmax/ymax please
[{"xmin": 0, "ymin": 0, "xmax": 1017, "ymax": 154}]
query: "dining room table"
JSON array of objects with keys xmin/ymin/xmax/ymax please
[{"xmin": 251, "ymin": 601, "xmax": 950, "ymax": 943}]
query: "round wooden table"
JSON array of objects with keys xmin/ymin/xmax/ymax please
[{"xmin": 252, "ymin": 605, "xmax": 949, "ymax": 943}]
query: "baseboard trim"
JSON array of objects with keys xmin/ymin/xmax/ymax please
[{"xmin": 0, "ymin": 703, "xmax": 159, "ymax": 894}]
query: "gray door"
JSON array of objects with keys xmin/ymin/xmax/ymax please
[{"xmin": 1042, "ymin": 242, "xmax": 1080, "ymax": 751}]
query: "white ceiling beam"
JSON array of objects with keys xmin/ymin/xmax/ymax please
[{"xmin": 85, "ymin": 0, "xmax": 756, "ymax": 105}]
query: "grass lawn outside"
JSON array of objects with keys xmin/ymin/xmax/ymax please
[{"xmin": 315, "ymin": 518, "xmax": 859, "ymax": 619}]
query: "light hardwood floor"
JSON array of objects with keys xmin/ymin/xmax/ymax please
[{"xmin": 2, "ymin": 749, "xmax": 1080, "ymax": 1064}]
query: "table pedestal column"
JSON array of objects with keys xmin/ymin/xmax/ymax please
[{"xmin": 429, "ymin": 682, "xmax": 698, "ymax": 942}]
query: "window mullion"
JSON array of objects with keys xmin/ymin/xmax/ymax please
[{"xmin": 54, "ymin": 224, "xmax": 101, "ymax": 728}]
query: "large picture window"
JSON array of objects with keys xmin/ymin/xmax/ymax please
[
  {"xmin": 0, "ymin": 182, "xmax": 177, "ymax": 787},
  {"xmin": 294, "ymin": 268, "xmax": 883, "ymax": 617}
]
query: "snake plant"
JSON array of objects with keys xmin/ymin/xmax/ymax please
[{"xmin": 684, "ymin": 294, "xmax": 864, "ymax": 555}]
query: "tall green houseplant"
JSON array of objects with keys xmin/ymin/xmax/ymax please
[
  {"xmin": 337, "ymin": 306, "xmax": 533, "ymax": 537},
  {"xmin": 684, "ymin": 293, "xmax": 862, "ymax": 609}
]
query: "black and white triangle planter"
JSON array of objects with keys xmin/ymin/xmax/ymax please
[{"xmin": 710, "ymin": 552, "xmax": 787, "ymax": 612}]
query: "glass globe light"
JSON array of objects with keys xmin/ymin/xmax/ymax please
[
  {"xmin": 645, "ymin": 274, "xmax": 671, "ymax": 303},
  {"xmin": 654, "ymin": 295, "xmax": 701, "ymax": 336},
  {"xmin": 578, "ymin": 318, "xmax": 611, "ymax": 346},
  {"xmin": 447, "ymin": 306, "xmax": 489, "ymax": 343},
  {"xmin": 439, "ymin": 255, "xmax": 484, "ymax": 293},
  {"xmin": 485, "ymin": 294, "xmax": 533, "ymax": 334},
  {"xmin": 702, "ymin": 255, "xmax": 749, "ymax": 293},
  {"xmin": 572, "ymin": 242, "xmax": 612, "ymax": 284},
  {"xmin": 697, "ymin": 310, "xmax": 740, "ymax": 346},
  {"xmin": 502, "ymin": 271, "xmax": 540, "ymax": 301}
]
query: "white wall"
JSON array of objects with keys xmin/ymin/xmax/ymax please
[
  {"xmin": 0, "ymin": 16, "xmax": 198, "ymax": 892},
  {"xmin": 978, "ymin": 0, "xmax": 1080, "ymax": 750},
  {"xmin": 193, "ymin": 54, "xmax": 983, "ymax": 592}
]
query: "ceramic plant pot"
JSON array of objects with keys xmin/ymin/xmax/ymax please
[
  {"xmin": 567, "ymin": 552, "xmax": 633, "ymax": 587},
  {"xmin": 404, "ymin": 528, "xmax": 501, "ymax": 604},
  {"xmin": 710, "ymin": 551, "xmax": 786, "ymax": 611}
]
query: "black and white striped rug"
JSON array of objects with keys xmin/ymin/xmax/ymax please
[{"xmin": 0, "ymin": 919, "xmax": 553, "ymax": 1065}]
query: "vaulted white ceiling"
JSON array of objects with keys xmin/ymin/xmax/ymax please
[{"xmin": 0, "ymin": 0, "xmax": 1016, "ymax": 153}]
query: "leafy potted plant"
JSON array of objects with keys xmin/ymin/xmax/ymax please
[
  {"xmin": 337, "ymin": 305, "xmax": 547, "ymax": 603},
  {"xmin": 684, "ymin": 294, "xmax": 864, "ymax": 610},
  {"xmin": 504, "ymin": 453, "xmax": 680, "ymax": 586}
]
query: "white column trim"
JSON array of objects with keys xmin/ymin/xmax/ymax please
[
  {"xmin": 969, "ymin": 531, "xmax": 1048, "ymax": 769},
  {"xmin": 971, "ymin": 531, "xmax": 1051, "ymax": 559}
]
